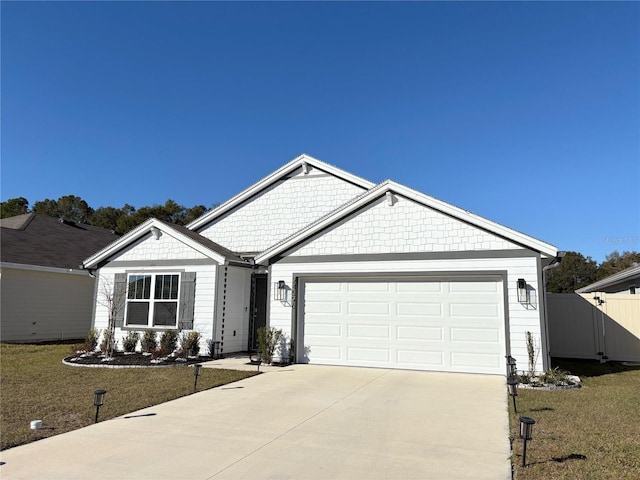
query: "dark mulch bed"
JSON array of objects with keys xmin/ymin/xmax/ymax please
[{"xmin": 64, "ymin": 352, "xmax": 212, "ymax": 368}]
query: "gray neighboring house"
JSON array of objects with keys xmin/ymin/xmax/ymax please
[
  {"xmin": 576, "ymin": 264, "xmax": 640, "ymax": 294},
  {"xmin": 1, "ymin": 213, "xmax": 119, "ymax": 342}
]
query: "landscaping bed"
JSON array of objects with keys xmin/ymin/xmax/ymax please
[{"xmin": 64, "ymin": 351, "xmax": 213, "ymax": 368}]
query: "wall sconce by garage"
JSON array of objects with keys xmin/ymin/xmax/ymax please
[
  {"xmin": 94, "ymin": 389, "xmax": 107, "ymax": 423},
  {"xmin": 193, "ymin": 364, "xmax": 202, "ymax": 393},
  {"xmin": 519, "ymin": 416, "xmax": 536, "ymax": 467},
  {"xmin": 507, "ymin": 377, "xmax": 519, "ymax": 413},
  {"xmin": 274, "ymin": 280, "xmax": 287, "ymax": 301},
  {"xmin": 517, "ymin": 278, "xmax": 529, "ymax": 304}
]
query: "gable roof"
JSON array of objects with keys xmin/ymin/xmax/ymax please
[
  {"xmin": 575, "ymin": 264, "xmax": 640, "ymax": 293},
  {"xmin": 1, "ymin": 213, "xmax": 120, "ymax": 270},
  {"xmin": 82, "ymin": 218, "xmax": 248, "ymax": 269},
  {"xmin": 187, "ymin": 153, "xmax": 375, "ymax": 231},
  {"xmin": 255, "ymin": 180, "xmax": 558, "ymax": 264}
]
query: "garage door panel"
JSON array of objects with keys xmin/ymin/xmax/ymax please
[
  {"xmin": 305, "ymin": 323, "xmax": 342, "ymax": 337},
  {"xmin": 397, "ymin": 326, "xmax": 443, "ymax": 341},
  {"xmin": 451, "ymin": 327, "xmax": 500, "ymax": 343},
  {"xmin": 302, "ymin": 278, "xmax": 505, "ymax": 374},
  {"xmin": 348, "ymin": 324, "xmax": 390, "ymax": 339},
  {"xmin": 347, "ymin": 302, "xmax": 390, "ymax": 315},
  {"xmin": 396, "ymin": 302, "xmax": 442, "ymax": 316},
  {"xmin": 397, "ymin": 349, "xmax": 444, "ymax": 366},
  {"xmin": 449, "ymin": 303, "xmax": 500, "ymax": 318},
  {"xmin": 451, "ymin": 352, "xmax": 502, "ymax": 369},
  {"xmin": 348, "ymin": 347, "xmax": 390, "ymax": 362}
]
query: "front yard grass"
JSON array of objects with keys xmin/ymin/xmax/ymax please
[
  {"xmin": 0, "ymin": 343, "xmax": 258, "ymax": 450},
  {"xmin": 509, "ymin": 359, "xmax": 640, "ymax": 479}
]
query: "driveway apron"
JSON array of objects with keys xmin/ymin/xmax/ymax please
[{"xmin": 0, "ymin": 365, "xmax": 511, "ymax": 480}]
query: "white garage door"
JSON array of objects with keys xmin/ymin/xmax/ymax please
[{"xmin": 300, "ymin": 277, "xmax": 506, "ymax": 374}]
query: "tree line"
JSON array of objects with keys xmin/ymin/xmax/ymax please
[
  {"xmin": 2, "ymin": 195, "xmax": 637, "ymax": 293},
  {"xmin": 0, "ymin": 195, "xmax": 215, "ymax": 234}
]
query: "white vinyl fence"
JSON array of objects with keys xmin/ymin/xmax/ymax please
[{"xmin": 548, "ymin": 293, "xmax": 640, "ymax": 362}]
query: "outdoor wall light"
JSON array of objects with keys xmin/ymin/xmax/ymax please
[
  {"xmin": 93, "ymin": 389, "xmax": 107, "ymax": 424},
  {"xmin": 507, "ymin": 377, "xmax": 519, "ymax": 413},
  {"xmin": 519, "ymin": 416, "xmax": 536, "ymax": 467},
  {"xmin": 517, "ymin": 278, "xmax": 528, "ymax": 304},
  {"xmin": 193, "ymin": 364, "xmax": 202, "ymax": 393},
  {"xmin": 274, "ymin": 280, "xmax": 287, "ymax": 301}
]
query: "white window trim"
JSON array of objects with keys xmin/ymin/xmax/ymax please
[{"xmin": 125, "ymin": 273, "xmax": 181, "ymax": 328}]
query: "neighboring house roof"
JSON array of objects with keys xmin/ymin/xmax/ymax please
[
  {"xmin": 82, "ymin": 217, "xmax": 248, "ymax": 269},
  {"xmin": 255, "ymin": 180, "xmax": 558, "ymax": 264},
  {"xmin": 0, "ymin": 213, "xmax": 120, "ymax": 270},
  {"xmin": 575, "ymin": 265, "xmax": 640, "ymax": 293},
  {"xmin": 187, "ymin": 153, "xmax": 375, "ymax": 231}
]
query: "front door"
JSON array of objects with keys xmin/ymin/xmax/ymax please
[{"xmin": 248, "ymin": 274, "xmax": 267, "ymax": 350}]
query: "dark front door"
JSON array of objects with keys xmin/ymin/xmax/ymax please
[{"xmin": 248, "ymin": 274, "xmax": 268, "ymax": 351}]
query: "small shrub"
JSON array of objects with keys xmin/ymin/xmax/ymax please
[
  {"xmin": 122, "ymin": 331, "xmax": 140, "ymax": 353},
  {"xmin": 100, "ymin": 330, "xmax": 113, "ymax": 354},
  {"xmin": 257, "ymin": 327, "xmax": 284, "ymax": 364},
  {"xmin": 180, "ymin": 331, "xmax": 201, "ymax": 357},
  {"xmin": 539, "ymin": 367, "xmax": 571, "ymax": 386},
  {"xmin": 85, "ymin": 328, "xmax": 100, "ymax": 352},
  {"xmin": 70, "ymin": 343, "xmax": 85, "ymax": 357},
  {"xmin": 141, "ymin": 330, "xmax": 158, "ymax": 353},
  {"xmin": 206, "ymin": 338, "xmax": 219, "ymax": 358},
  {"xmin": 160, "ymin": 329, "xmax": 179, "ymax": 354}
]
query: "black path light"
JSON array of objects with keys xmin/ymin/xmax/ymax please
[
  {"xmin": 507, "ymin": 377, "xmax": 519, "ymax": 413},
  {"xmin": 93, "ymin": 389, "xmax": 107, "ymax": 424},
  {"xmin": 519, "ymin": 416, "xmax": 536, "ymax": 467},
  {"xmin": 506, "ymin": 355, "xmax": 518, "ymax": 378},
  {"xmin": 193, "ymin": 364, "xmax": 203, "ymax": 393}
]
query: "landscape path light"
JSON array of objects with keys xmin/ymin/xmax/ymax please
[
  {"xmin": 93, "ymin": 389, "xmax": 107, "ymax": 424},
  {"xmin": 506, "ymin": 355, "xmax": 517, "ymax": 377},
  {"xmin": 193, "ymin": 364, "xmax": 203, "ymax": 393},
  {"xmin": 507, "ymin": 377, "xmax": 518, "ymax": 413},
  {"xmin": 519, "ymin": 416, "xmax": 536, "ymax": 467}
]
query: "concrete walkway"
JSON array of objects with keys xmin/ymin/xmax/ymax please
[{"xmin": 0, "ymin": 364, "xmax": 511, "ymax": 480}]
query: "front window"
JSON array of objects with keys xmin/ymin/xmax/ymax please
[{"xmin": 126, "ymin": 273, "xmax": 179, "ymax": 327}]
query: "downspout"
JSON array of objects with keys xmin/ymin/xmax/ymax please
[{"xmin": 541, "ymin": 252, "xmax": 565, "ymax": 369}]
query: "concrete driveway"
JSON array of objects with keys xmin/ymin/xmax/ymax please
[{"xmin": 0, "ymin": 365, "xmax": 511, "ymax": 480}]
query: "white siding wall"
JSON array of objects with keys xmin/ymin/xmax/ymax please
[
  {"xmin": 93, "ymin": 264, "xmax": 217, "ymax": 354},
  {"xmin": 269, "ymin": 256, "xmax": 544, "ymax": 373},
  {"xmin": 291, "ymin": 196, "xmax": 520, "ymax": 256},
  {"xmin": 1, "ymin": 267, "xmax": 95, "ymax": 342},
  {"xmin": 116, "ymin": 231, "xmax": 209, "ymax": 261},
  {"xmin": 198, "ymin": 166, "xmax": 366, "ymax": 252},
  {"xmin": 215, "ymin": 266, "xmax": 252, "ymax": 354}
]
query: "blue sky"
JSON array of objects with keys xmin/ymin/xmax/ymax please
[{"xmin": 2, "ymin": 1, "xmax": 638, "ymax": 263}]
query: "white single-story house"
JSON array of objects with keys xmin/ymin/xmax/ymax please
[
  {"xmin": 83, "ymin": 154, "xmax": 559, "ymax": 375},
  {"xmin": 1, "ymin": 213, "xmax": 119, "ymax": 342}
]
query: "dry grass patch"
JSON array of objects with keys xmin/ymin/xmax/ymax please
[
  {"xmin": 509, "ymin": 359, "xmax": 640, "ymax": 480},
  {"xmin": 0, "ymin": 343, "xmax": 258, "ymax": 450}
]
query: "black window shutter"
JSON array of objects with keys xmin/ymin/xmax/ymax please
[
  {"xmin": 179, "ymin": 272, "xmax": 197, "ymax": 330},
  {"xmin": 114, "ymin": 273, "xmax": 127, "ymax": 328}
]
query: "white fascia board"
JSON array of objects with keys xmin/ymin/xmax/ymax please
[
  {"xmin": 82, "ymin": 218, "xmax": 226, "ymax": 269},
  {"xmin": 187, "ymin": 154, "xmax": 375, "ymax": 230},
  {"xmin": 0, "ymin": 262, "xmax": 91, "ymax": 275},
  {"xmin": 255, "ymin": 181, "xmax": 558, "ymax": 264}
]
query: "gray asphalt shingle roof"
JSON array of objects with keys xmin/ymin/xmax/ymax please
[{"xmin": 1, "ymin": 213, "xmax": 120, "ymax": 270}]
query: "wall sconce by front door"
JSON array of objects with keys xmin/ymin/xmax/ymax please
[
  {"xmin": 274, "ymin": 280, "xmax": 287, "ymax": 301},
  {"xmin": 517, "ymin": 278, "xmax": 529, "ymax": 304}
]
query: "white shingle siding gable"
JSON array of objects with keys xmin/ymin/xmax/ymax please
[
  {"xmin": 114, "ymin": 232, "xmax": 210, "ymax": 262},
  {"xmin": 289, "ymin": 195, "xmax": 520, "ymax": 256},
  {"xmin": 198, "ymin": 166, "xmax": 367, "ymax": 253}
]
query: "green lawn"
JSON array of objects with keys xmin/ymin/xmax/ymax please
[
  {"xmin": 0, "ymin": 343, "xmax": 258, "ymax": 450},
  {"xmin": 509, "ymin": 359, "xmax": 640, "ymax": 480}
]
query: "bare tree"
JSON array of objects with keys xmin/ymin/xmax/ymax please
[{"xmin": 96, "ymin": 275, "xmax": 127, "ymax": 359}]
